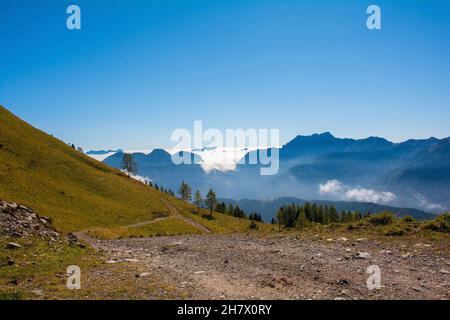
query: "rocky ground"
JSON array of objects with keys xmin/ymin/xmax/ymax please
[
  {"xmin": 88, "ymin": 233, "xmax": 450, "ymax": 300},
  {"xmin": 0, "ymin": 200, "xmax": 82, "ymax": 247},
  {"xmin": 2, "ymin": 200, "xmax": 449, "ymax": 300}
]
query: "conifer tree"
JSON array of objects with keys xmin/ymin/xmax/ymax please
[
  {"xmin": 205, "ymin": 189, "xmax": 217, "ymax": 217},
  {"xmin": 194, "ymin": 190, "xmax": 202, "ymax": 213},
  {"xmin": 121, "ymin": 153, "xmax": 137, "ymax": 177}
]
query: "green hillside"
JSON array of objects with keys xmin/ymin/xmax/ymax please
[{"xmin": 0, "ymin": 105, "xmax": 266, "ymax": 234}]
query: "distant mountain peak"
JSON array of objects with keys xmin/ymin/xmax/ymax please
[
  {"xmin": 317, "ymin": 132, "xmax": 335, "ymax": 138},
  {"xmin": 148, "ymin": 148, "xmax": 170, "ymax": 156}
]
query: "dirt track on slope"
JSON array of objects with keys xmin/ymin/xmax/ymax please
[{"xmin": 87, "ymin": 233, "xmax": 450, "ymax": 300}]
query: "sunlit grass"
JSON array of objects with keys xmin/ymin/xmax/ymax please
[{"xmin": 88, "ymin": 218, "xmax": 203, "ymax": 240}]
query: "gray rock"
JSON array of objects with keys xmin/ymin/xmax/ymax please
[
  {"xmin": 6, "ymin": 242, "xmax": 21, "ymax": 249},
  {"xmin": 354, "ymin": 252, "xmax": 370, "ymax": 259}
]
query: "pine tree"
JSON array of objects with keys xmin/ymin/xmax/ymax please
[
  {"xmin": 121, "ymin": 153, "xmax": 137, "ymax": 177},
  {"xmin": 276, "ymin": 207, "xmax": 285, "ymax": 231},
  {"xmin": 205, "ymin": 189, "xmax": 217, "ymax": 217},
  {"xmin": 178, "ymin": 181, "xmax": 192, "ymax": 202},
  {"xmin": 304, "ymin": 202, "xmax": 312, "ymax": 221},
  {"xmin": 329, "ymin": 206, "xmax": 339, "ymax": 223},
  {"xmin": 233, "ymin": 206, "xmax": 246, "ymax": 218},
  {"xmin": 296, "ymin": 210, "xmax": 310, "ymax": 229},
  {"xmin": 227, "ymin": 204, "xmax": 234, "ymax": 215},
  {"xmin": 216, "ymin": 202, "xmax": 226, "ymax": 213},
  {"xmin": 194, "ymin": 190, "xmax": 202, "ymax": 213}
]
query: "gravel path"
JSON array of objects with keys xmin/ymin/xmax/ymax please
[{"xmin": 88, "ymin": 233, "xmax": 450, "ymax": 300}]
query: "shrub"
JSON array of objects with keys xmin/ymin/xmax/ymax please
[
  {"xmin": 384, "ymin": 226, "xmax": 407, "ymax": 236},
  {"xmin": 347, "ymin": 223, "xmax": 357, "ymax": 230},
  {"xmin": 296, "ymin": 215, "xmax": 311, "ymax": 229},
  {"xmin": 249, "ymin": 221, "xmax": 259, "ymax": 230},
  {"xmin": 367, "ymin": 212, "xmax": 395, "ymax": 226},
  {"xmin": 423, "ymin": 213, "xmax": 450, "ymax": 233},
  {"xmin": 401, "ymin": 215, "xmax": 414, "ymax": 223}
]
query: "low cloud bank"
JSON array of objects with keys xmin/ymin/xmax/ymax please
[
  {"xmin": 193, "ymin": 147, "xmax": 251, "ymax": 172},
  {"xmin": 415, "ymin": 193, "xmax": 445, "ymax": 212},
  {"xmin": 319, "ymin": 179, "xmax": 396, "ymax": 204}
]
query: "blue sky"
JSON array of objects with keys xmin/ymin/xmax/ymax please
[{"xmin": 1, "ymin": 0, "xmax": 450, "ymax": 150}]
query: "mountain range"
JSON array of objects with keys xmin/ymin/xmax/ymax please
[{"xmin": 101, "ymin": 132, "xmax": 450, "ymax": 216}]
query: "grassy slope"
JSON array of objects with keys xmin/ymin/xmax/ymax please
[
  {"xmin": 0, "ymin": 105, "xmax": 266, "ymax": 234},
  {"xmin": 0, "ymin": 106, "xmax": 173, "ymax": 232}
]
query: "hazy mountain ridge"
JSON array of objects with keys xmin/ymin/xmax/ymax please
[
  {"xmin": 218, "ymin": 197, "xmax": 435, "ymax": 222},
  {"xmin": 102, "ymin": 133, "xmax": 450, "ymax": 213}
]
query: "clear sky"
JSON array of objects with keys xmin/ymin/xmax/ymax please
[{"xmin": 1, "ymin": 0, "xmax": 450, "ymax": 150}]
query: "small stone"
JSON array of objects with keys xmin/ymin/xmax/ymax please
[
  {"xmin": 139, "ymin": 272, "xmax": 151, "ymax": 278},
  {"xmin": 194, "ymin": 271, "xmax": 206, "ymax": 275},
  {"xmin": 355, "ymin": 252, "xmax": 370, "ymax": 259},
  {"xmin": 31, "ymin": 289, "xmax": 43, "ymax": 296},
  {"xmin": 439, "ymin": 269, "xmax": 450, "ymax": 274}
]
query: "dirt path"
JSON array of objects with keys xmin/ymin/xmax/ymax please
[
  {"xmin": 161, "ymin": 199, "xmax": 212, "ymax": 234},
  {"xmin": 87, "ymin": 233, "xmax": 450, "ymax": 300},
  {"xmin": 124, "ymin": 216, "xmax": 170, "ymax": 228},
  {"xmin": 76, "ymin": 199, "xmax": 211, "ymax": 242}
]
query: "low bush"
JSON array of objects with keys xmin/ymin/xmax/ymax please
[
  {"xmin": 249, "ymin": 221, "xmax": 259, "ymax": 230},
  {"xmin": 401, "ymin": 215, "xmax": 414, "ymax": 223},
  {"xmin": 423, "ymin": 213, "xmax": 450, "ymax": 233},
  {"xmin": 367, "ymin": 212, "xmax": 395, "ymax": 226},
  {"xmin": 384, "ymin": 226, "xmax": 407, "ymax": 236}
]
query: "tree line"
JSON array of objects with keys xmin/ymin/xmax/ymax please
[
  {"xmin": 276, "ymin": 203, "xmax": 362, "ymax": 229},
  {"xmin": 215, "ymin": 202, "xmax": 263, "ymax": 222},
  {"xmin": 178, "ymin": 181, "xmax": 263, "ymax": 221}
]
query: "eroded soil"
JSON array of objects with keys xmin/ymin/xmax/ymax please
[{"xmin": 87, "ymin": 233, "xmax": 450, "ymax": 300}]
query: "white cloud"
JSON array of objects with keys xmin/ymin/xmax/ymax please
[
  {"xmin": 121, "ymin": 170, "xmax": 152, "ymax": 184},
  {"xmin": 319, "ymin": 179, "xmax": 396, "ymax": 204},
  {"xmin": 169, "ymin": 147, "xmax": 262, "ymax": 173},
  {"xmin": 86, "ymin": 151, "xmax": 117, "ymax": 161},
  {"xmin": 319, "ymin": 179, "xmax": 344, "ymax": 195},
  {"xmin": 343, "ymin": 188, "xmax": 396, "ymax": 203},
  {"xmin": 194, "ymin": 147, "xmax": 256, "ymax": 172},
  {"xmin": 415, "ymin": 194, "xmax": 445, "ymax": 212}
]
